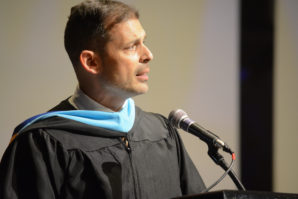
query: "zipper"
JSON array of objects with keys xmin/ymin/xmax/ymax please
[
  {"xmin": 120, "ymin": 136, "xmax": 138, "ymax": 198},
  {"xmin": 121, "ymin": 136, "xmax": 131, "ymax": 152}
]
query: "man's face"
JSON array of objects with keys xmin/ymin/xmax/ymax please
[{"xmin": 98, "ymin": 18, "xmax": 153, "ymax": 98}]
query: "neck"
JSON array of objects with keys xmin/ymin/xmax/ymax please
[{"xmin": 79, "ymin": 84, "xmax": 128, "ymax": 112}]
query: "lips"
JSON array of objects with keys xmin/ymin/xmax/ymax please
[{"xmin": 136, "ymin": 67, "xmax": 150, "ymax": 81}]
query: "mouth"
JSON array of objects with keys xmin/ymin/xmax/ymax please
[{"xmin": 136, "ymin": 67, "xmax": 150, "ymax": 81}]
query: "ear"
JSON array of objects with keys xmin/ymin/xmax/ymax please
[{"xmin": 79, "ymin": 50, "xmax": 101, "ymax": 74}]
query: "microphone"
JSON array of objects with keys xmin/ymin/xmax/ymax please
[{"xmin": 168, "ymin": 109, "xmax": 232, "ymax": 154}]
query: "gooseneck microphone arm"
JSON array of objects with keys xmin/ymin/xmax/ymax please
[
  {"xmin": 207, "ymin": 143, "xmax": 246, "ymax": 191},
  {"xmin": 168, "ymin": 109, "xmax": 246, "ymax": 191}
]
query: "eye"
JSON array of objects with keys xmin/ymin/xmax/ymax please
[
  {"xmin": 125, "ymin": 44, "xmax": 137, "ymax": 51},
  {"xmin": 129, "ymin": 45, "xmax": 137, "ymax": 50}
]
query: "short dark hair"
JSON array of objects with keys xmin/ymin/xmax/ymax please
[{"xmin": 64, "ymin": 0, "xmax": 139, "ymax": 67}]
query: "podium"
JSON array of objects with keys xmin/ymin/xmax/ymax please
[{"xmin": 174, "ymin": 190, "xmax": 298, "ymax": 199}]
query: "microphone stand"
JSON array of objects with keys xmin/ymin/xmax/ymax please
[{"xmin": 207, "ymin": 144, "xmax": 246, "ymax": 191}]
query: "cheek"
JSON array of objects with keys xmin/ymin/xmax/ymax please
[
  {"xmin": 118, "ymin": 53, "xmax": 139, "ymax": 72},
  {"xmin": 119, "ymin": 52, "xmax": 139, "ymax": 65},
  {"xmin": 103, "ymin": 52, "xmax": 140, "ymax": 80},
  {"xmin": 128, "ymin": 52, "xmax": 139, "ymax": 61}
]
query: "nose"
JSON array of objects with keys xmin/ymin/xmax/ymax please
[{"xmin": 140, "ymin": 44, "xmax": 153, "ymax": 64}]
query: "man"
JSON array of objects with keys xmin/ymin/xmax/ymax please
[{"xmin": 0, "ymin": 0, "xmax": 205, "ymax": 198}]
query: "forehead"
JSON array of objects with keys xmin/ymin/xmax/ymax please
[{"xmin": 108, "ymin": 18, "xmax": 146, "ymax": 43}]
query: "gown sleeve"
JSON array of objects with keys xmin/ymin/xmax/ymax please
[
  {"xmin": 0, "ymin": 130, "xmax": 70, "ymax": 199},
  {"xmin": 169, "ymin": 122, "xmax": 206, "ymax": 195}
]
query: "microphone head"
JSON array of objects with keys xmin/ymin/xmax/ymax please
[{"xmin": 168, "ymin": 109, "xmax": 189, "ymax": 129}]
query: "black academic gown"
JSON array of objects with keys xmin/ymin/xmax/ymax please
[{"xmin": 0, "ymin": 99, "xmax": 205, "ymax": 199}]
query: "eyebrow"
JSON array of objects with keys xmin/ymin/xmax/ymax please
[{"xmin": 125, "ymin": 34, "xmax": 147, "ymax": 46}]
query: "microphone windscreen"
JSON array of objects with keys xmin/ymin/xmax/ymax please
[{"xmin": 168, "ymin": 109, "xmax": 188, "ymax": 128}]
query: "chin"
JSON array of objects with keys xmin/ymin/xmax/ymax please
[
  {"xmin": 129, "ymin": 86, "xmax": 149, "ymax": 96},
  {"xmin": 138, "ymin": 85, "xmax": 149, "ymax": 94}
]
